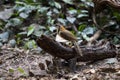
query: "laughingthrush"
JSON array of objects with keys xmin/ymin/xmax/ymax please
[{"xmin": 57, "ymin": 25, "xmax": 83, "ymax": 56}]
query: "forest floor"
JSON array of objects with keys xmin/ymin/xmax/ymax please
[{"xmin": 0, "ymin": 45, "xmax": 120, "ymax": 80}]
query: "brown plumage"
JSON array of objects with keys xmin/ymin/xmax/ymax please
[
  {"xmin": 59, "ymin": 26, "xmax": 77, "ymax": 41},
  {"xmin": 57, "ymin": 25, "xmax": 83, "ymax": 56}
]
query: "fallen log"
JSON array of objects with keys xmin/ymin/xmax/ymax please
[{"xmin": 36, "ymin": 35, "xmax": 117, "ymax": 62}]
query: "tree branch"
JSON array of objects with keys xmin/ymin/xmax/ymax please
[{"xmin": 36, "ymin": 35, "xmax": 117, "ymax": 62}]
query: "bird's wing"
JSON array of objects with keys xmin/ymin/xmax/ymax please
[{"xmin": 59, "ymin": 30, "xmax": 77, "ymax": 41}]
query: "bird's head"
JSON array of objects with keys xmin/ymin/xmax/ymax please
[
  {"xmin": 56, "ymin": 24, "xmax": 66, "ymax": 32},
  {"xmin": 59, "ymin": 25, "xmax": 66, "ymax": 31}
]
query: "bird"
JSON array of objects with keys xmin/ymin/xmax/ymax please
[{"xmin": 56, "ymin": 24, "xmax": 83, "ymax": 56}]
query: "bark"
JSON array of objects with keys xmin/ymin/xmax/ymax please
[{"xmin": 36, "ymin": 35, "xmax": 117, "ymax": 62}]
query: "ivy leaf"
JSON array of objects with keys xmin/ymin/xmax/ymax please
[
  {"xmin": 25, "ymin": 40, "xmax": 36, "ymax": 49},
  {"xmin": 24, "ymin": 0, "xmax": 35, "ymax": 3},
  {"xmin": 17, "ymin": 7, "xmax": 26, "ymax": 12},
  {"xmin": 47, "ymin": 11, "xmax": 52, "ymax": 16},
  {"xmin": 81, "ymin": 10, "xmax": 88, "ymax": 13},
  {"xmin": 77, "ymin": 14, "xmax": 88, "ymax": 18},
  {"xmin": 81, "ymin": 32, "xmax": 90, "ymax": 41},
  {"xmin": 38, "ymin": 7, "xmax": 49, "ymax": 13},
  {"xmin": 68, "ymin": 9, "xmax": 77, "ymax": 15},
  {"xmin": 83, "ymin": 27, "xmax": 94, "ymax": 35},
  {"xmin": 0, "ymin": 9, "xmax": 13, "ymax": 21},
  {"xmin": 33, "ymin": 25, "xmax": 46, "ymax": 37},
  {"xmin": 57, "ymin": 18, "xmax": 67, "ymax": 25},
  {"xmin": 62, "ymin": 0, "xmax": 73, "ymax": 4},
  {"xmin": 6, "ymin": 18, "xmax": 22, "ymax": 27},
  {"xmin": 78, "ymin": 24, "xmax": 86, "ymax": 31},
  {"xmin": 19, "ymin": 12, "xmax": 28, "ymax": 19},
  {"xmin": 49, "ymin": 26, "xmax": 56, "ymax": 32},
  {"xmin": 54, "ymin": 2, "xmax": 61, "ymax": 9},
  {"xmin": 66, "ymin": 17, "xmax": 76, "ymax": 23},
  {"xmin": 53, "ymin": 8, "xmax": 59, "ymax": 13},
  {"xmin": 27, "ymin": 25, "xmax": 35, "ymax": 36}
]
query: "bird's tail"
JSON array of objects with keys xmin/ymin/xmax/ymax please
[{"xmin": 74, "ymin": 41, "xmax": 83, "ymax": 56}]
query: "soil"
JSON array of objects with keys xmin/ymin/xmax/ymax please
[{"xmin": 0, "ymin": 45, "xmax": 120, "ymax": 80}]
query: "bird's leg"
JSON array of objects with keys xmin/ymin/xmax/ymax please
[
  {"xmin": 68, "ymin": 57, "xmax": 77, "ymax": 72},
  {"xmin": 74, "ymin": 41, "xmax": 83, "ymax": 56}
]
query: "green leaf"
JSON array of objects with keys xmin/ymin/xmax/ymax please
[
  {"xmin": 49, "ymin": 26, "xmax": 56, "ymax": 32},
  {"xmin": 48, "ymin": 0, "xmax": 55, "ymax": 6},
  {"xmin": 113, "ymin": 37, "xmax": 119, "ymax": 44},
  {"xmin": 25, "ymin": 40, "xmax": 36, "ymax": 49},
  {"xmin": 0, "ymin": 9, "xmax": 13, "ymax": 21},
  {"xmin": 47, "ymin": 11, "xmax": 52, "ymax": 16},
  {"xmin": 54, "ymin": 2, "xmax": 61, "ymax": 9},
  {"xmin": 53, "ymin": 8, "xmax": 59, "ymax": 13},
  {"xmin": 78, "ymin": 24, "xmax": 86, "ymax": 31},
  {"xmin": 47, "ymin": 17, "xmax": 55, "ymax": 25},
  {"xmin": 9, "ymin": 68, "xmax": 14, "ymax": 73},
  {"xmin": 83, "ymin": 27, "xmax": 94, "ymax": 35},
  {"xmin": 15, "ymin": 1, "xmax": 26, "ymax": 5},
  {"xmin": 24, "ymin": 0, "xmax": 35, "ymax": 4},
  {"xmin": 66, "ymin": 17, "xmax": 76, "ymax": 23},
  {"xmin": 68, "ymin": 9, "xmax": 77, "ymax": 15},
  {"xmin": 113, "ymin": 12, "xmax": 120, "ymax": 21},
  {"xmin": 62, "ymin": 0, "xmax": 73, "ymax": 4},
  {"xmin": 57, "ymin": 18, "xmax": 67, "ymax": 25},
  {"xmin": 81, "ymin": 10, "xmax": 88, "ymax": 13},
  {"xmin": 81, "ymin": 32, "xmax": 90, "ymax": 41},
  {"xmin": 77, "ymin": 14, "xmax": 88, "ymax": 18},
  {"xmin": 38, "ymin": 7, "xmax": 49, "ymax": 13},
  {"xmin": 33, "ymin": 25, "xmax": 46, "ymax": 37},
  {"xmin": 6, "ymin": 18, "xmax": 22, "ymax": 27},
  {"xmin": 27, "ymin": 25, "xmax": 35, "ymax": 36},
  {"xmin": 19, "ymin": 12, "xmax": 28, "ymax": 19},
  {"xmin": 17, "ymin": 67, "xmax": 25, "ymax": 74},
  {"xmin": 18, "ymin": 7, "xmax": 26, "ymax": 12}
]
